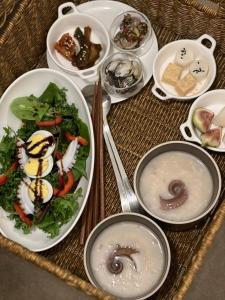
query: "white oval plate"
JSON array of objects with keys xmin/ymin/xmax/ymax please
[
  {"xmin": 47, "ymin": 0, "xmax": 158, "ymax": 104},
  {"xmin": 180, "ymin": 89, "xmax": 225, "ymax": 152},
  {"xmin": 0, "ymin": 69, "xmax": 94, "ymax": 251}
]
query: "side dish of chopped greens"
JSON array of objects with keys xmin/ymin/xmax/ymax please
[{"xmin": 0, "ymin": 82, "xmax": 90, "ymax": 238}]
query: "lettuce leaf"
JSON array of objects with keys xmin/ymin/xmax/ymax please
[
  {"xmin": 37, "ymin": 188, "xmax": 82, "ymax": 238},
  {"xmin": 0, "ymin": 127, "xmax": 17, "ymax": 171},
  {"xmin": 11, "ymin": 96, "xmax": 49, "ymax": 121}
]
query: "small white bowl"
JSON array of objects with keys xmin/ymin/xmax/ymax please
[
  {"xmin": 180, "ymin": 89, "xmax": 225, "ymax": 152},
  {"xmin": 47, "ymin": 2, "xmax": 110, "ymax": 80},
  {"xmin": 151, "ymin": 34, "xmax": 216, "ymax": 101}
]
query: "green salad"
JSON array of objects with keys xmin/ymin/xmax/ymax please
[{"xmin": 0, "ymin": 83, "xmax": 90, "ymax": 238}]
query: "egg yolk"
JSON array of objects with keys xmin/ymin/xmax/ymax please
[
  {"xmin": 24, "ymin": 158, "xmax": 49, "ymax": 177},
  {"xmin": 29, "ymin": 180, "xmax": 49, "ymax": 202},
  {"xmin": 27, "ymin": 134, "xmax": 49, "ymax": 156}
]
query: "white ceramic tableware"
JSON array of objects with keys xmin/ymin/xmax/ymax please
[
  {"xmin": 47, "ymin": 2, "xmax": 110, "ymax": 80},
  {"xmin": 0, "ymin": 68, "xmax": 94, "ymax": 251},
  {"xmin": 180, "ymin": 89, "xmax": 225, "ymax": 152},
  {"xmin": 152, "ymin": 34, "xmax": 216, "ymax": 101},
  {"xmin": 46, "ymin": 0, "xmax": 159, "ymax": 104}
]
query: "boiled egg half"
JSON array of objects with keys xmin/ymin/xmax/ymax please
[
  {"xmin": 17, "ymin": 178, "xmax": 53, "ymax": 215},
  {"xmin": 23, "ymin": 156, "xmax": 53, "ymax": 178},
  {"xmin": 26, "ymin": 130, "xmax": 55, "ymax": 158}
]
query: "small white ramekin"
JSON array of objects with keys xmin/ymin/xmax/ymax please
[
  {"xmin": 151, "ymin": 34, "xmax": 216, "ymax": 101},
  {"xmin": 47, "ymin": 2, "xmax": 110, "ymax": 80},
  {"xmin": 180, "ymin": 89, "xmax": 225, "ymax": 152}
]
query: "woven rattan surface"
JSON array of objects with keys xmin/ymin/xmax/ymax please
[{"xmin": 1, "ymin": 0, "xmax": 225, "ymax": 299}]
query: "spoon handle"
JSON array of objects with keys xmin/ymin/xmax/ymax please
[{"xmin": 103, "ymin": 116, "xmax": 140, "ymax": 213}]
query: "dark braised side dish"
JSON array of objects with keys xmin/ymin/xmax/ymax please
[
  {"xmin": 54, "ymin": 26, "xmax": 102, "ymax": 70},
  {"xmin": 114, "ymin": 13, "xmax": 148, "ymax": 50}
]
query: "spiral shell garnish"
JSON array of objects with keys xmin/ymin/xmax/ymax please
[{"xmin": 106, "ymin": 244, "xmax": 139, "ymax": 275}]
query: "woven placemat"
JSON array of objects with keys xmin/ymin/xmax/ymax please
[
  {"xmin": 1, "ymin": 0, "xmax": 225, "ymax": 299},
  {"xmin": 38, "ymin": 15, "xmax": 225, "ymax": 300}
]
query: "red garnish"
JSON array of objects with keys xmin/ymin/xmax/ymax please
[
  {"xmin": 53, "ymin": 171, "xmax": 74, "ymax": 197},
  {"xmin": 36, "ymin": 117, "xmax": 63, "ymax": 127},
  {"xmin": 13, "ymin": 202, "xmax": 32, "ymax": 226},
  {"xmin": 64, "ymin": 131, "xmax": 88, "ymax": 145},
  {"xmin": 0, "ymin": 175, "xmax": 8, "ymax": 186},
  {"xmin": 0, "ymin": 161, "xmax": 18, "ymax": 186}
]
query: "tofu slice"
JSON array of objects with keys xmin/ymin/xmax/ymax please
[
  {"xmin": 175, "ymin": 73, "xmax": 197, "ymax": 96},
  {"xmin": 162, "ymin": 63, "xmax": 183, "ymax": 86}
]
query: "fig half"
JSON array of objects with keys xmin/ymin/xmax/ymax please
[
  {"xmin": 201, "ymin": 127, "xmax": 222, "ymax": 148},
  {"xmin": 192, "ymin": 107, "xmax": 214, "ymax": 133}
]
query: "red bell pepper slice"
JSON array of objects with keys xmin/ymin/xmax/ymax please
[
  {"xmin": 36, "ymin": 116, "xmax": 63, "ymax": 127},
  {"xmin": 53, "ymin": 171, "xmax": 74, "ymax": 197},
  {"xmin": 64, "ymin": 131, "xmax": 88, "ymax": 145},
  {"xmin": 0, "ymin": 161, "xmax": 18, "ymax": 186},
  {"xmin": 13, "ymin": 202, "xmax": 32, "ymax": 226}
]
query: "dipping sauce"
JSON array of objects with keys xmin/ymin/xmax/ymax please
[
  {"xmin": 90, "ymin": 221, "xmax": 165, "ymax": 299},
  {"xmin": 139, "ymin": 151, "xmax": 213, "ymax": 222}
]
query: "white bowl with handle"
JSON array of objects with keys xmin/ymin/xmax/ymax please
[
  {"xmin": 180, "ymin": 89, "xmax": 225, "ymax": 152},
  {"xmin": 47, "ymin": 2, "xmax": 110, "ymax": 81},
  {"xmin": 151, "ymin": 34, "xmax": 216, "ymax": 101}
]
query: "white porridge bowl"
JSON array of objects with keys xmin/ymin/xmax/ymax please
[
  {"xmin": 134, "ymin": 141, "xmax": 221, "ymax": 226},
  {"xmin": 180, "ymin": 89, "xmax": 225, "ymax": 152},
  {"xmin": 151, "ymin": 34, "xmax": 216, "ymax": 101},
  {"xmin": 84, "ymin": 213, "xmax": 171, "ymax": 300},
  {"xmin": 47, "ymin": 2, "xmax": 110, "ymax": 80}
]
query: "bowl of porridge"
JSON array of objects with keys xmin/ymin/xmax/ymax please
[
  {"xmin": 134, "ymin": 141, "xmax": 221, "ymax": 226},
  {"xmin": 84, "ymin": 213, "xmax": 170, "ymax": 300}
]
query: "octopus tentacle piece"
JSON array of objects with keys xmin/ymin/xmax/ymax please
[
  {"xmin": 56, "ymin": 140, "xmax": 80, "ymax": 175},
  {"xmin": 107, "ymin": 244, "xmax": 139, "ymax": 275},
  {"xmin": 160, "ymin": 180, "xmax": 188, "ymax": 210}
]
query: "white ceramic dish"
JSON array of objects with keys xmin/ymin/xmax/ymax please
[
  {"xmin": 47, "ymin": 2, "xmax": 110, "ymax": 80},
  {"xmin": 180, "ymin": 89, "xmax": 225, "ymax": 152},
  {"xmin": 0, "ymin": 69, "xmax": 94, "ymax": 252},
  {"xmin": 47, "ymin": 0, "xmax": 158, "ymax": 104},
  {"xmin": 152, "ymin": 34, "xmax": 216, "ymax": 101}
]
